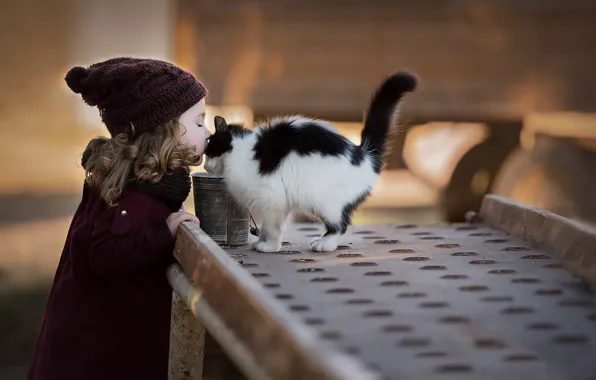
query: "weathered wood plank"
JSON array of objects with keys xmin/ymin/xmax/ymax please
[
  {"xmin": 479, "ymin": 194, "xmax": 596, "ymax": 285},
  {"xmin": 182, "ymin": 0, "xmax": 596, "ymax": 120},
  {"xmin": 168, "ymin": 292, "xmax": 206, "ymax": 380}
]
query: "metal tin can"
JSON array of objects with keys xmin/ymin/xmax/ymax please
[{"xmin": 191, "ymin": 172, "xmax": 249, "ymax": 246}]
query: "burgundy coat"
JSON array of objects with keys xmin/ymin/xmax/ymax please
[{"xmin": 28, "ymin": 185, "xmax": 176, "ymax": 380}]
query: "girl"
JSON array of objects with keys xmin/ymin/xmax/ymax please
[{"xmin": 28, "ymin": 57, "xmax": 210, "ymax": 380}]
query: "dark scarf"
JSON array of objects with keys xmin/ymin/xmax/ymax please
[
  {"xmin": 126, "ymin": 168, "xmax": 191, "ymax": 212},
  {"xmin": 81, "ymin": 147, "xmax": 191, "ymax": 212}
]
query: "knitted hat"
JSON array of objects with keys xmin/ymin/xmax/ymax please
[{"xmin": 65, "ymin": 57, "xmax": 207, "ymax": 137}]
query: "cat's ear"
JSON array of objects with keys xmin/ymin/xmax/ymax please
[{"xmin": 214, "ymin": 116, "xmax": 229, "ymax": 133}]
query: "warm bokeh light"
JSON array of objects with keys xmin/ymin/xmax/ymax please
[{"xmin": 403, "ymin": 122, "xmax": 489, "ymax": 189}]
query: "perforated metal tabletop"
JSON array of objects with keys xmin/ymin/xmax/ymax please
[
  {"xmin": 170, "ymin": 196, "xmax": 596, "ymax": 380},
  {"xmin": 220, "ymin": 222, "xmax": 596, "ymax": 380}
]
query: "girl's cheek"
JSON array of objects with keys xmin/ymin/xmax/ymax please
[
  {"xmin": 200, "ymin": 129, "xmax": 211, "ymax": 152},
  {"xmin": 194, "ymin": 141, "xmax": 203, "ymax": 154},
  {"xmin": 195, "ymin": 137, "xmax": 206, "ymax": 154}
]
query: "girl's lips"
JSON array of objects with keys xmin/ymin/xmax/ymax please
[{"xmin": 197, "ymin": 155, "xmax": 203, "ymax": 165}]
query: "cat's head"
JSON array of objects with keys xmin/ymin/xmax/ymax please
[{"xmin": 203, "ymin": 116, "xmax": 249, "ymax": 175}]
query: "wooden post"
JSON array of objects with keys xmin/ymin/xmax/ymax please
[{"xmin": 169, "ymin": 291, "xmax": 206, "ymax": 380}]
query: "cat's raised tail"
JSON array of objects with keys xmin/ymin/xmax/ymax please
[{"xmin": 360, "ymin": 71, "xmax": 417, "ymax": 173}]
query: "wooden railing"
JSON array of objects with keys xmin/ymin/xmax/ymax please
[{"xmin": 167, "ymin": 263, "xmax": 271, "ymax": 380}]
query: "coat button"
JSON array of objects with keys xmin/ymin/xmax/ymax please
[{"xmin": 121, "ymin": 210, "xmax": 128, "ymax": 216}]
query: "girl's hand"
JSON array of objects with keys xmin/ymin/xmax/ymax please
[{"xmin": 166, "ymin": 211, "xmax": 200, "ymax": 238}]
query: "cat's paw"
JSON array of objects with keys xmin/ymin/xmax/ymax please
[
  {"xmin": 253, "ymin": 240, "xmax": 281, "ymax": 253},
  {"xmin": 251, "ymin": 240, "xmax": 263, "ymax": 250},
  {"xmin": 309, "ymin": 235, "xmax": 338, "ymax": 252}
]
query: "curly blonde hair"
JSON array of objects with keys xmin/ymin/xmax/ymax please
[{"xmin": 82, "ymin": 120, "xmax": 200, "ymax": 206}]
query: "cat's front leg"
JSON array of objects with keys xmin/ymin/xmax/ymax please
[
  {"xmin": 250, "ymin": 235, "xmax": 265, "ymax": 250},
  {"xmin": 252, "ymin": 205, "xmax": 288, "ymax": 253}
]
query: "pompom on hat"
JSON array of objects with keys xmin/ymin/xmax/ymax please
[{"xmin": 65, "ymin": 57, "xmax": 207, "ymax": 137}]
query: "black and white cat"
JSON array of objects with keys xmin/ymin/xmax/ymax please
[{"xmin": 204, "ymin": 72, "xmax": 417, "ymax": 252}]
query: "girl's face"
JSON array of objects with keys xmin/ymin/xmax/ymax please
[{"xmin": 178, "ymin": 99, "xmax": 211, "ymax": 164}]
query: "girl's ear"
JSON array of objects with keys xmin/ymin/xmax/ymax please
[{"xmin": 214, "ymin": 116, "xmax": 229, "ymax": 133}]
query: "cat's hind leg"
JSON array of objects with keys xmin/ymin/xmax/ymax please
[
  {"xmin": 309, "ymin": 192, "xmax": 369, "ymax": 252},
  {"xmin": 252, "ymin": 204, "xmax": 289, "ymax": 253},
  {"xmin": 309, "ymin": 204, "xmax": 345, "ymax": 252},
  {"xmin": 309, "ymin": 222, "xmax": 342, "ymax": 252}
]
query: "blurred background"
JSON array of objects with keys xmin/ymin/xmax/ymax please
[{"xmin": 1, "ymin": 0, "xmax": 596, "ymax": 377}]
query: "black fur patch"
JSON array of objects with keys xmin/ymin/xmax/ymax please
[
  {"xmin": 350, "ymin": 146, "xmax": 365, "ymax": 166},
  {"xmin": 317, "ymin": 189, "xmax": 371, "ymax": 236},
  {"xmin": 204, "ymin": 124, "xmax": 250, "ymax": 158},
  {"xmin": 253, "ymin": 119, "xmax": 353, "ymax": 175},
  {"xmin": 339, "ymin": 190, "xmax": 371, "ymax": 233},
  {"xmin": 323, "ymin": 224, "xmax": 341, "ymax": 237}
]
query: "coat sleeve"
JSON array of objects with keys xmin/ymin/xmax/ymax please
[{"xmin": 88, "ymin": 193, "xmax": 175, "ymax": 276}]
